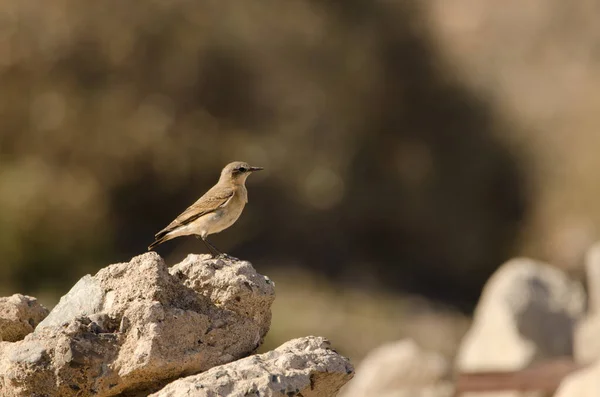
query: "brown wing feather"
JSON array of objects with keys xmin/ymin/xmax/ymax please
[{"xmin": 154, "ymin": 186, "xmax": 234, "ymax": 239}]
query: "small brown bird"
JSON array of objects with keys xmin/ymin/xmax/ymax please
[{"xmin": 148, "ymin": 161, "xmax": 263, "ymax": 255}]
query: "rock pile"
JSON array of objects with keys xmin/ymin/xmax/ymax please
[
  {"xmin": 0, "ymin": 252, "xmax": 353, "ymax": 396},
  {"xmin": 8, "ymin": 243, "xmax": 600, "ymax": 396},
  {"xmin": 342, "ymin": 251, "xmax": 600, "ymax": 397}
]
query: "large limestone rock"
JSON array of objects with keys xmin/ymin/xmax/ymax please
[
  {"xmin": 341, "ymin": 339, "xmax": 453, "ymax": 397},
  {"xmin": 149, "ymin": 336, "xmax": 354, "ymax": 397},
  {"xmin": 0, "ymin": 252, "xmax": 275, "ymax": 397},
  {"xmin": 0, "ymin": 294, "xmax": 48, "ymax": 342},
  {"xmin": 456, "ymin": 258, "xmax": 585, "ymax": 373}
]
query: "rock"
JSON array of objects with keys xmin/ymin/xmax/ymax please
[
  {"xmin": 575, "ymin": 316, "xmax": 600, "ymax": 364},
  {"xmin": 0, "ymin": 294, "xmax": 49, "ymax": 342},
  {"xmin": 554, "ymin": 360, "xmax": 599, "ymax": 397},
  {"xmin": 341, "ymin": 339, "xmax": 453, "ymax": 397},
  {"xmin": 575, "ymin": 243, "xmax": 600, "ymax": 363},
  {"xmin": 149, "ymin": 336, "xmax": 354, "ymax": 397},
  {"xmin": 583, "ymin": 243, "xmax": 600, "ymax": 313},
  {"xmin": 456, "ymin": 258, "xmax": 585, "ymax": 373},
  {"xmin": 170, "ymin": 254, "xmax": 274, "ymax": 339},
  {"xmin": 36, "ymin": 275, "xmax": 103, "ymax": 329},
  {"xmin": 0, "ymin": 252, "xmax": 275, "ymax": 397}
]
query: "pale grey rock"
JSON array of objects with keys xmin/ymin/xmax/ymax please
[
  {"xmin": 0, "ymin": 252, "xmax": 275, "ymax": 397},
  {"xmin": 149, "ymin": 336, "xmax": 354, "ymax": 397},
  {"xmin": 36, "ymin": 275, "xmax": 103, "ymax": 329},
  {"xmin": 456, "ymin": 258, "xmax": 585, "ymax": 372},
  {"xmin": 0, "ymin": 294, "xmax": 49, "ymax": 342},
  {"xmin": 8, "ymin": 342, "xmax": 47, "ymax": 365},
  {"xmin": 341, "ymin": 339, "xmax": 453, "ymax": 397}
]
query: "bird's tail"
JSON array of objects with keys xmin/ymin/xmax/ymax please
[{"xmin": 148, "ymin": 235, "xmax": 169, "ymax": 251}]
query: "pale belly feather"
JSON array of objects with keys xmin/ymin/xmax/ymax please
[
  {"xmin": 173, "ymin": 199, "xmax": 245, "ymax": 238},
  {"xmin": 166, "ymin": 185, "xmax": 248, "ymax": 240}
]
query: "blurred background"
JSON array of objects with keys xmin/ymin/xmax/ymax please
[{"xmin": 1, "ymin": 0, "xmax": 599, "ymax": 364}]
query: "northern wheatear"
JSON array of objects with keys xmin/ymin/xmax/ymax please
[{"xmin": 148, "ymin": 161, "xmax": 263, "ymax": 255}]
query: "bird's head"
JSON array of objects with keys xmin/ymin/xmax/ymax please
[{"xmin": 220, "ymin": 161, "xmax": 264, "ymax": 185}]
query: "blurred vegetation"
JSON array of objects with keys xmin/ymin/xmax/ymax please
[{"xmin": 1, "ymin": 0, "xmax": 599, "ymax": 361}]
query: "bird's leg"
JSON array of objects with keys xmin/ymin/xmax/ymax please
[
  {"xmin": 204, "ymin": 238, "xmax": 224, "ymax": 257},
  {"xmin": 195, "ymin": 235, "xmax": 223, "ymax": 257},
  {"xmin": 204, "ymin": 239, "xmax": 234, "ymax": 259}
]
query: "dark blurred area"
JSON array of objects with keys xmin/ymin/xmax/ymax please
[{"xmin": 1, "ymin": 0, "xmax": 599, "ymax": 361}]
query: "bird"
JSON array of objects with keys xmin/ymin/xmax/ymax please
[{"xmin": 148, "ymin": 161, "xmax": 263, "ymax": 256}]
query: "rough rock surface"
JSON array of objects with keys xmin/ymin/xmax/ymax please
[
  {"xmin": 0, "ymin": 252, "xmax": 275, "ymax": 397},
  {"xmin": 575, "ymin": 243, "xmax": 600, "ymax": 364},
  {"xmin": 341, "ymin": 339, "xmax": 453, "ymax": 397},
  {"xmin": 0, "ymin": 294, "xmax": 49, "ymax": 342},
  {"xmin": 456, "ymin": 258, "xmax": 585, "ymax": 372},
  {"xmin": 149, "ymin": 336, "xmax": 354, "ymax": 397}
]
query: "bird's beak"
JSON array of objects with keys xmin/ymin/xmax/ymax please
[{"xmin": 249, "ymin": 166, "xmax": 264, "ymax": 172}]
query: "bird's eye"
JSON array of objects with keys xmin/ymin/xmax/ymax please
[{"xmin": 237, "ymin": 167, "xmax": 247, "ymax": 173}]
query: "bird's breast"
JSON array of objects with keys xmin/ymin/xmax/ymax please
[{"xmin": 204, "ymin": 197, "xmax": 245, "ymax": 234}]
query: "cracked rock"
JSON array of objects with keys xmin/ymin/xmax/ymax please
[{"xmin": 150, "ymin": 336, "xmax": 354, "ymax": 397}]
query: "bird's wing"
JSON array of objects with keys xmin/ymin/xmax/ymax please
[{"xmin": 154, "ymin": 186, "xmax": 234, "ymax": 239}]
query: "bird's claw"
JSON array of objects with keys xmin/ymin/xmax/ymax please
[{"xmin": 215, "ymin": 253, "xmax": 236, "ymax": 261}]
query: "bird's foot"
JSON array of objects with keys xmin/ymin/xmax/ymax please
[{"xmin": 215, "ymin": 253, "xmax": 236, "ymax": 261}]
